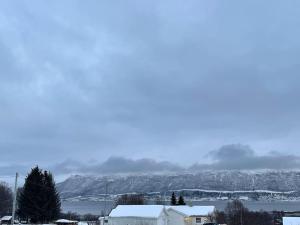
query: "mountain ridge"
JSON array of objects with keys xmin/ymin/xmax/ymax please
[{"xmin": 57, "ymin": 170, "xmax": 300, "ymax": 201}]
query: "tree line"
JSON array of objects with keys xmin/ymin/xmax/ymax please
[
  {"xmin": 114, "ymin": 192, "xmax": 186, "ymax": 206},
  {"xmin": 215, "ymin": 200, "xmax": 273, "ymax": 225}
]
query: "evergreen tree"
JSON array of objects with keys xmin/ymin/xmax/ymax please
[
  {"xmin": 171, "ymin": 192, "xmax": 177, "ymax": 205},
  {"xmin": 178, "ymin": 195, "xmax": 186, "ymax": 205},
  {"xmin": 18, "ymin": 166, "xmax": 44, "ymax": 223},
  {"xmin": 42, "ymin": 171, "xmax": 61, "ymax": 222},
  {"xmin": 17, "ymin": 166, "xmax": 61, "ymax": 223}
]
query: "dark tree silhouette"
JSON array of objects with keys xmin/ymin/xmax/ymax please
[
  {"xmin": 223, "ymin": 200, "xmax": 273, "ymax": 225},
  {"xmin": 171, "ymin": 192, "xmax": 177, "ymax": 205},
  {"xmin": 42, "ymin": 171, "xmax": 61, "ymax": 221},
  {"xmin": 115, "ymin": 194, "xmax": 145, "ymax": 206},
  {"xmin": 225, "ymin": 200, "xmax": 248, "ymax": 225},
  {"xmin": 0, "ymin": 182, "xmax": 12, "ymax": 216},
  {"xmin": 178, "ymin": 195, "xmax": 186, "ymax": 205},
  {"xmin": 60, "ymin": 212, "xmax": 80, "ymax": 221},
  {"xmin": 215, "ymin": 210, "xmax": 227, "ymax": 224},
  {"xmin": 17, "ymin": 166, "xmax": 61, "ymax": 223}
]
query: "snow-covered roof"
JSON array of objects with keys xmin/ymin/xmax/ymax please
[
  {"xmin": 283, "ymin": 217, "xmax": 300, "ymax": 225},
  {"xmin": 56, "ymin": 219, "xmax": 78, "ymax": 223},
  {"xmin": 109, "ymin": 205, "xmax": 165, "ymax": 218},
  {"xmin": 167, "ymin": 206, "xmax": 215, "ymax": 216},
  {"xmin": 78, "ymin": 222, "xmax": 88, "ymax": 225},
  {"xmin": 1, "ymin": 216, "xmax": 12, "ymax": 221}
]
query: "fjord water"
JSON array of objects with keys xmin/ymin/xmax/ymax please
[{"xmin": 61, "ymin": 200, "xmax": 300, "ymax": 215}]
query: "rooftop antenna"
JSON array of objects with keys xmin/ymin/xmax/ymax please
[{"xmin": 11, "ymin": 173, "xmax": 18, "ymax": 225}]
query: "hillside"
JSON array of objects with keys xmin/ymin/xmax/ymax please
[{"xmin": 57, "ymin": 170, "xmax": 300, "ymax": 201}]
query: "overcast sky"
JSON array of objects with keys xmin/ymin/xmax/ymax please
[{"xmin": 1, "ymin": 0, "xmax": 300, "ymax": 177}]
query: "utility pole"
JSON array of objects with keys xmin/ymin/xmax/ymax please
[
  {"xmin": 104, "ymin": 181, "xmax": 108, "ymax": 216},
  {"xmin": 11, "ymin": 173, "xmax": 18, "ymax": 225}
]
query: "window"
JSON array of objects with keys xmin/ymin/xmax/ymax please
[{"xmin": 196, "ymin": 217, "xmax": 202, "ymax": 223}]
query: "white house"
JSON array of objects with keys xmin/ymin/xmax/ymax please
[
  {"xmin": 283, "ymin": 217, "xmax": 300, "ymax": 225},
  {"xmin": 106, "ymin": 205, "xmax": 215, "ymax": 225},
  {"xmin": 108, "ymin": 205, "xmax": 168, "ymax": 225},
  {"xmin": 166, "ymin": 206, "xmax": 215, "ymax": 225},
  {"xmin": 0, "ymin": 216, "xmax": 12, "ymax": 225}
]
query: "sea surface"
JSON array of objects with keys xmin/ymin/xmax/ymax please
[{"xmin": 61, "ymin": 200, "xmax": 300, "ymax": 215}]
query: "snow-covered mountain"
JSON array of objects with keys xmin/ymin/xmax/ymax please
[{"xmin": 57, "ymin": 170, "xmax": 300, "ymax": 201}]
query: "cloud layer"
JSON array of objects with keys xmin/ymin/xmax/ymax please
[
  {"xmin": 50, "ymin": 157, "xmax": 183, "ymax": 175},
  {"xmin": 191, "ymin": 144, "xmax": 300, "ymax": 170},
  {"xmin": 1, "ymin": 144, "xmax": 300, "ymax": 184},
  {"xmin": 51, "ymin": 144, "xmax": 300, "ymax": 174},
  {"xmin": 1, "ymin": 1, "xmax": 300, "ymax": 167}
]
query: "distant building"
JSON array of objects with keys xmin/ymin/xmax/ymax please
[
  {"xmin": 108, "ymin": 205, "xmax": 168, "ymax": 225},
  {"xmin": 56, "ymin": 219, "xmax": 79, "ymax": 225},
  {"xmin": 99, "ymin": 217, "xmax": 108, "ymax": 225},
  {"xmin": 106, "ymin": 205, "xmax": 215, "ymax": 225},
  {"xmin": 0, "ymin": 216, "xmax": 12, "ymax": 225},
  {"xmin": 166, "ymin": 206, "xmax": 215, "ymax": 225},
  {"xmin": 283, "ymin": 217, "xmax": 300, "ymax": 225}
]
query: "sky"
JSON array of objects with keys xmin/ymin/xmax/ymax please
[{"xmin": 1, "ymin": 0, "xmax": 300, "ymax": 179}]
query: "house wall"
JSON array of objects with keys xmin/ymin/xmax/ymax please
[
  {"xmin": 189, "ymin": 216, "xmax": 211, "ymax": 225},
  {"xmin": 108, "ymin": 217, "xmax": 158, "ymax": 225},
  {"xmin": 166, "ymin": 209, "xmax": 214, "ymax": 225},
  {"xmin": 167, "ymin": 210, "xmax": 185, "ymax": 225},
  {"xmin": 0, "ymin": 220, "xmax": 12, "ymax": 225},
  {"xmin": 158, "ymin": 211, "xmax": 168, "ymax": 225}
]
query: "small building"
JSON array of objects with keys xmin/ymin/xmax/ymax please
[
  {"xmin": 56, "ymin": 219, "xmax": 79, "ymax": 225},
  {"xmin": 166, "ymin": 206, "xmax": 215, "ymax": 225},
  {"xmin": 0, "ymin": 216, "xmax": 12, "ymax": 225},
  {"xmin": 99, "ymin": 217, "xmax": 108, "ymax": 225},
  {"xmin": 283, "ymin": 217, "xmax": 300, "ymax": 225},
  {"xmin": 108, "ymin": 205, "xmax": 168, "ymax": 225}
]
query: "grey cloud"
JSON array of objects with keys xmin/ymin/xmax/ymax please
[
  {"xmin": 191, "ymin": 144, "xmax": 300, "ymax": 170},
  {"xmin": 92, "ymin": 157, "xmax": 183, "ymax": 173},
  {"xmin": 1, "ymin": 144, "xmax": 300, "ymax": 182},
  {"xmin": 1, "ymin": 1, "xmax": 300, "ymax": 166},
  {"xmin": 48, "ymin": 145, "xmax": 300, "ymax": 175},
  {"xmin": 50, "ymin": 157, "xmax": 183, "ymax": 175},
  {"xmin": 0, "ymin": 164, "xmax": 30, "ymax": 176},
  {"xmin": 209, "ymin": 144, "xmax": 254, "ymax": 161}
]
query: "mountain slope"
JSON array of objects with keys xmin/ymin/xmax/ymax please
[{"xmin": 57, "ymin": 170, "xmax": 300, "ymax": 200}]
